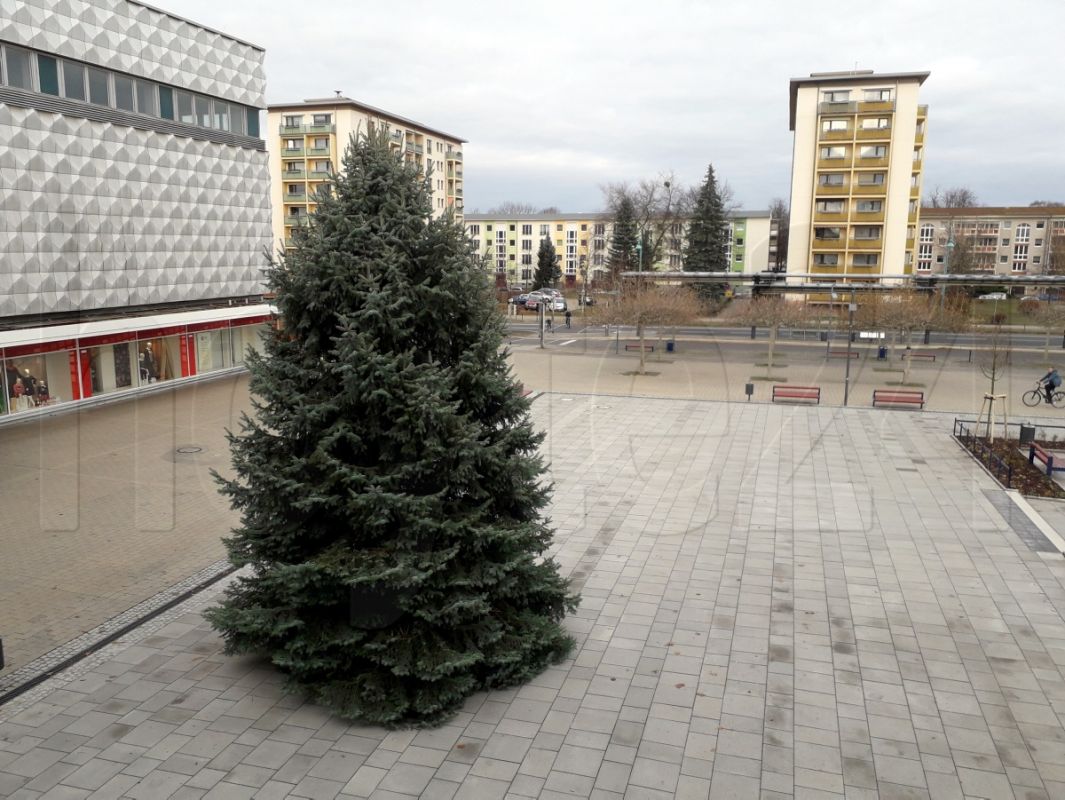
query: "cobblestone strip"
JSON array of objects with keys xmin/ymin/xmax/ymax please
[{"xmin": 0, "ymin": 559, "xmax": 235, "ymax": 708}]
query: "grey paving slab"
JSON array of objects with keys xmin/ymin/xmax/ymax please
[{"xmin": 5, "ymin": 394, "xmax": 1065, "ymax": 799}]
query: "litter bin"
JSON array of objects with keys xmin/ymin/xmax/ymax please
[
  {"xmin": 666, "ymin": 341, "xmax": 675, "ymax": 353},
  {"xmin": 1020, "ymin": 424, "xmax": 1036, "ymax": 445},
  {"xmin": 819, "ymin": 331, "xmax": 828, "ymax": 342},
  {"xmin": 877, "ymin": 345, "xmax": 888, "ymax": 360}
]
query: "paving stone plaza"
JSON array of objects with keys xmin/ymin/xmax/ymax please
[{"xmin": 4, "ymin": 392, "xmax": 1065, "ymax": 799}]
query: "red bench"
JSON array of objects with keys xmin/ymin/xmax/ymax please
[
  {"xmin": 827, "ymin": 350, "xmax": 859, "ymax": 359},
  {"xmin": 872, "ymin": 389, "xmax": 924, "ymax": 409},
  {"xmin": 624, "ymin": 343, "xmax": 654, "ymax": 352},
  {"xmin": 772, "ymin": 385, "xmax": 820, "ymax": 404},
  {"xmin": 1029, "ymin": 443, "xmax": 1063, "ymax": 475},
  {"xmin": 903, "ymin": 351, "xmax": 936, "ymax": 362}
]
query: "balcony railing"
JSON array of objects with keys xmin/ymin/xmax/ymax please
[
  {"xmin": 852, "ymin": 182, "xmax": 888, "ymax": 196},
  {"xmin": 285, "ymin": 191, "xmax": 307, "ymax": 200},
  {"xmin": 390, "ymin": 130, "xmax": 402, "ymax": 142},
  {"xmin": 281, "ymin": 147, "xmax": 305, "ymax": 158},
  {"xmin": 446, "ymin": 151, "xmax": 463, "ymax": 161},
  {"xmin": 917, "ymin": 104, "xmax": 929, "ymax": 116},
  {"xmin": 856, "ymin": 127, "xmax": 891, "ymax": 140},
  {"xmin": 282, "ymin": 170, "xmax": 307, "ymax": 181},
  {"xmin": 285, "ymin": 215, "xmax": 308, "ymax": 226},
  {"xmin": 278, "ymin": 124, "xmax": 336, "ymax": 134},
  {"xmin": 405, "ymin": 142, "xmax": 415, "ymax": 152},
  {"xmin": 818, "ymin": 101, "xmax": 857, "ymax": 114},
  {"xmin": 307, "ymin": 146, "xmax": 331, "ymax": 156},
  {"xmin": 414, "ymin": 144, "xmax": 424, "ymax": 154},
  {"xmin": 815, "ymin": 184, "xmax": 850, "ymax": 196},
  {"xmin": 855, "ymin": 155, "xmax": 890, "ymax": 168},
  {"xmin": 850, "ymin": 238, "xmax": 884, "ymax": 251},
  {"xmin": 817, "ymin": 156, "xmax": 853, "ymax": 170},
  {"xmin": 818, "ymin": 129, "xmax": 852, "ymax": 141},
  {"xmin": 859, "ymin": 100, "xmax": 896, "ymax": 113}
]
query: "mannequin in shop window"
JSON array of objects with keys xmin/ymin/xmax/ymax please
[
  {"xmin": 139, "ymin": 343, "xmax": 158, "ymax": 384},
  {"xmin": 21, "ymin": 370, "xmax": 37, "ymax": 401},
  {"xmin": 36, "ymin": 380, "xmax": 49, "ymax": 406}
]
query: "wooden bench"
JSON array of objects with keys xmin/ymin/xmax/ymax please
[
  {"xmin": 827, "ymin": 350, "xmax": 859, "ymax": 359},
  {"xmin": 872, "ymin": 389, "xmax": 925, "ymax": 409},
  {"xmin": 903, "ymin": 351, "xmax": 936, "ymax": 362},
  {"xmin": 624, "ymin": 343, "xmax": 654, "ymax": 352},
  {"xmin": 772, "ymin": 385, "xmax": 820, "ymax": 404},
  {"xmin": 1029, "ymin": 443, "xmax": 1064, "ymax": 476}
]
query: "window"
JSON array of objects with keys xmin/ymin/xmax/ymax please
[
  {"xmin": 509, "ymin": 224, "xmax": 516, "ymax": 232},
  {"xmin": 594, "ymin": 224, "xmax": 605, "ymax": 235},
  {"xmin": 919, "ymin": 244, "xmax": 933, "ymax": 259},
  {"xmin": 853, "ymin": 226, "xmax": 881, "ymax": 240},
  {"xmin": 853, "ymin": 254, "xmax": 879, "ymax": 266},
  {"xmin": 521, "ymin": 267, "xmax": 532, "ymax": 280},
  {"xmin": 468, "ymin": 225, "xmax": 480, "ymax": 237},
  {"xmin": 913, "ymin": 149, "xmax": 922, "ymax": 163},
  {"xmin": 813, "ymin": 254, "xmax": 839, "ymax": 266},
  {"xmin": 4, "ymin": 46, "xmax": 33, "ymax": 90},
  {"xmin": 195, "ymin": 95, "xmax": 210, "ymax": 128},
  {"xmin": 286, "ymin": 184, "xmax": 303, "ymax": 195},
  {"xmin": 581, "ymin": 224, "xmax": 587, "ymax": 231},
  {"xmin": 61, "ymin": 60, "xmax": 85, "ymax": 101},
  {"xmin": 1001, "ymin": 238, "xmax": 1010, "ymax": 246},
  {"xmin": 857, "ymin": 172, "xmax": 886, "ymax": 186},
  {"xmin": 509, "ymin": 240, "xmax": 515, "ymax": 247},
  {"xmin": 861, "ymin": 117, "xmax": 890, "ymax": 129},
  {"xmin": 819, "ymin": 173, "xmax": 846, "ymax": 187},
  {"xmin": 521, "ymin": 254, "xmax": 532, "ymax": 266},
  {"xmin": 540, "ymin": 224, "xmax": 550, "ymax": 236},
  {"xmin": 177, "ymin": 92, "xmax": 195, "ymax": 124},
  {"xmin": 135, "ymin": 80, "xmax": 157, "ymax": 116},
  {"xmin": 859, "ymin": 145, "xmax": 887, "ymax": 159},
  {"xmin": 822, "ymin": 119, "xmax": 848, "ymax": 131},
  {"xmin": 522, "ymin": 225, "xmax": 532, "ymax": 235},
  {"xmin": 1036, "ymin": 239, "xmax": 1044, "ymax": 247},
  {"xmin": 1016, "ymin": 224, "xmax": 1031, "ymax": 243},
  {"xmin": 312, "ymin": 137, "xmax": 328, "ymax": 149},
  {"xmin": 213, "ymin": 101, "xmax": 229, "ymax": 131},
  {"xmin": 919, "ymin": 224, "xmax": 934, "ymax": 242},
  {"xmin": 814, "ymin": 227, "xmax": 841, "ymax": 240},
  {"xmin": 522, "ymin": 240, "xmax": 532, "ymax": 251},
  {"xmin": 735, "ymin": 238, "xmax": 744, "ymax": 246},
  {"xmin": 910, "ymin": 174, "xmax": 919, "ymax": 188},
  {"xmin": 556, "ymin": 224, "xmax": 562, "ymax": 232},
  {"xmin": 1037, "ymin": 221, "xmax": 1046, "ymax": 229},
  {"xmin": 284, "ymin": 162, "xmax": 301, "ymax": 174},
  {"xmin": 1014, "ymin": 244, "xmax": 1029, "ymax": 260},
  {"xmin": 857, "ymin": 200, "xmax": 883, "ymax": 213},
  {"xmin": 284, "ymin": 138, "xmax": 300, "ymax": 150},
  {"xmin": 36, "ymin": 54, "xmax": 59, "ymax": 95},
  {"xmin": 864, "ymin": 88, "xmax": 892, "ymax": 102},
  {"xmin": 735, "ymin": 253, "xmax": 744, "ymax": 262},
  {"xmin": 486, "ymin": 224, "xmax": 493, "ymax": 231},
  {"xmin": 1034, "ymin": 256, "xmax": 1042, "ymax": 264},
  {"xmin": 820, "ymin": 146, "xmax": 846, "ymax": 159},
  {"xmin": 283, "ymin": 115, "xmax": 302, "ymax": 127},
  {"xmin": 87, "ymin": 67, "xmax": 109, "ymax": 105},
  {"xmin": 1000, "ymin": 255, "xmax": 1008, "ymax": 263},
  {"xmin": 245, "ymin": 109, "xmax": 260, "ymax": 137},
  {"xmin": 823, "ymin": 90, "xmax": 850, "ymax": 102},
  {"xmin": 312, "ymin": 113, "xmax": 331, "ymax": 125},
  {"xmin": 113, "ymin": 75, "xmax": 134, "ymax": 111},
  {"xmin": 158, "ymin": 86, "xmax": 174, "ymax": 120}
]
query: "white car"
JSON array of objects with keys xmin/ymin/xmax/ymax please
[
  {"xmin": 977, "ymin": 292, "xmax": 1008, "ymax": 301},
  {"xmin": 552, "ymin": 298, "xmax": 566, "ymax": 312}
]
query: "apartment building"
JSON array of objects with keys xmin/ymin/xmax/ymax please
[
  {"xmin": 918, "ymin": 206, "xmax": 1065, "ymax": 276},
  {"xmin": 269, "ymin": 97, "xmax": 465, "ymax": 251},
  {"xmin": 465, "ymin": 211, "xmax": 777, "ymax": 288},
  {"xmin": 787, "ymin": 70, "xmax": 929, "ymax": 280},
  {"xmin": 0, "ymin": 0, "xmax": 273, "ymax": 418}
]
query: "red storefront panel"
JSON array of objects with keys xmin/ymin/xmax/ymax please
[{"xmin": 4, "ymin": 339, "xmax": 78, "ymax": 359}]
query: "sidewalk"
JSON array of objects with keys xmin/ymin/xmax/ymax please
[{"xmin": 4, "ymin": 395, "xmax": 1065, "ymax": 799}]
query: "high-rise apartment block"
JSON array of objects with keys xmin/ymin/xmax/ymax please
[
  {"xmin": 464, "ymin": 212, "xmax": 777, "ymax": 288},
  {"xmin": 0, "ymin": 0, "xmax": 272, "ymax": 418},
  {"xmin": 268, "ymin": 97, "xmax": 465, "ymax": 252},
  {"xmin": 786, "ymin": 70, "xmax": 929, "ymax": 280}
]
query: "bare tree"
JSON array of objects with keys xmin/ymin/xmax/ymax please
[
  {"xmin": 924, "ymin": 186, "xmax": 979, "ymax": 209},
  {"xmin": 768, "ymin": 198, "xmax": 789, "ymax": 270},
  {"xmin": 978, "ymin": 323, "xmax": 1011, "ymax": 441},
  {"xmin": 1028, "ymin": 300, "xmax": 1065, "ymax": 364},
  {"xmin": 1029, "ymin": 200, "xmax": 1065, "ymax": 207},
  {"xmin": 602, "ymin": 173, "xmax": 696, "ymax": 269},
  {"xmin": 487, "ymin": 201, "xmax": 539, "ymax": 215},
  {"xmin": 592, "ymin": 284, "xmax": 702, "ymax": 374},
  {"xmin": 728, "ymin": 296, "xmax": 811, "ymax": 379}
]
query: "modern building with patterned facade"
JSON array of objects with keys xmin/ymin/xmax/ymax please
[
  {"xmin": 268, "ymin": 97, "xmax": 465, "ymax": 252},
  {"xmin": 917, "ymin": 206, "xmax": 1065, "ymax": 277},
  {"xmin": 0, "ymin": 0, "xmax": 273, "ymax": 418},
  {"xmin": 786, "ymin": 70, "xmax": 929, "ymax": 282},
  {"xmin": 463, "ymin": 211, "xmax": 778, "ymax": 289}
]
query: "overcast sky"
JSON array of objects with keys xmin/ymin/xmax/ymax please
[{"xmin": 171, "ymin": 0, "xmax": 1065, "ymax": 213}]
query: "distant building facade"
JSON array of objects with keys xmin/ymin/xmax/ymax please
[
  {"xmin": 918, "ymin": 206, "xmax": 1065, "ymax": 276},
  {"xmin": 786, "ymin": 70, "xmax": 929, "ymax": 280},
  {"xmin": 0, "ymin": 0, "xmax": 273, "ymax": 418},
  {"xmin": 268, "ymin": 97, "xmax": 465, "ymax": 252},
  {"xmin": 463, "ymin": 211, "xmax": 777, "ymax": 288}
]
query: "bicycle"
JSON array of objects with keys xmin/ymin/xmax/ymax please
[{"xmin": 1022, "ymin": 382, "xmax": 1065, "ymax": 408}]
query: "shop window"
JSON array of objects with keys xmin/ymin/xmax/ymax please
[
  {"xmin": 4, "ymin": 353, "xmax": 67, "ymax": 414},
  {"xmin": 137, "ymin": 338, "xmax": 179, "ymax": 385}
]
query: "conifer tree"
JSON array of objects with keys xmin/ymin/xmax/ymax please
[
  {"xmin": 206, "ymin": 130, "xmax": 577, "ymax": 727},
  {"xmin": 534, "ymin": 237, "xmax": 560, "ymax": 289},
  {"xmin": 607, "ymin": 196, "xmax": 639, "ymax": 282},
  {"xmin": 684, "ymin": 164, "xmax": 729, "ymax": 273}
]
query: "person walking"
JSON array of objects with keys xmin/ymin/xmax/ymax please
[{"xmin": 565, "ymin": 310, "xmax": 572, "ymax": 329}]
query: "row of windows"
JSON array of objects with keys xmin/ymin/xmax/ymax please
[
  {"xmin": 468, "ymin": 223, "xmax": 604, "ymax": 237},
  {"xmin": 822, "ymin": 117, "xmax": 892, "ymax": 132},
  {"xmin": 818, "ymin": 172, "xmax": 886, "ymax": 187},
  {"xmin": 816, "ymin": 200, "xmax": 884, "ymax": 214},
  {"xmin": 814, "ymin": 226, "xmax": 883, "ymax": 241},
  {"xmin": 820, "ymin": 145, "xmax": 889, "ymax": 159},
  {"xmin": 823, "ymin": 88, "xmax": 893, "ymax": 103},
  {"xmin": 813, "ymin": 253, "xmax": 880, "ymax": 267},
  {"xmin": 0, "ymin": 43, "xmax": 260, "ymax": 138}
]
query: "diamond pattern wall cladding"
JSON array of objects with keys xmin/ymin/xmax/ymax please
[
  {"xmin": 0, "ymin": 0, "xmax": 265, "ymax": 106},
  {"xmin": 0, "ymin": 105, "xmax": 272, "ymax": 317}
]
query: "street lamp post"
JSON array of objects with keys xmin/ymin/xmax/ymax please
[{"xmin": 940, "ymin": 238, "xmax": 955, "ymax": 311}]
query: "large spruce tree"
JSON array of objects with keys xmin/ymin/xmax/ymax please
[
  {"xmin": 206, "ymin": 131, "xmax": 577, "ymax": 727},
  {"xmin": 684, "ymin": 164, "xmax": 729, "ymax": 273},
  {"xmin": 534, "ymin": 236, "xmax": 560, "ymax": 289},
  {"xmin": 607, "ymin": 196, "xmax": 639, "ymax": 281}
]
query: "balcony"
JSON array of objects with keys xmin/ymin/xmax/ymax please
[
  {"xmin": 818, "ymin": 129, "xmax": 852, "ymax": 141},
  {"xmin": 414, "ymin": 144, "xmax": 424, "ymax": 154},
  {"xmin": 281, "ymin": 147, "xmax": 305, "ymax": 158},
  {"xmin": 815, "ymin": 183, "xmax": 850, "ymax": 196},
  {"xmin": 308, "ymin": 123, "xmax": 335, "ymax": 134},
  {"xmin": 455, "ymin": 187, "xmax": 463, "ymax": 197},
  {"xmin": 856, "ymin": 126, "xmax": 891, "ymax": 140},
  {"xmin": 405, "ymin": 142, "xmax": 415, "ymax": 153},
  {"xmin": 855, "ymin": 155, "xmax": 890, "ymax": 168},
  {"xmin": 849, "ymin": 238, "xmax": 884, "ymax": 251},
  {"xmin": 284, "ymin": 215, "xmax": 308, "ymax": 226},
  {"xmin": 852, "ymin": 209, "xmax": 886, "ymax": 222},
  {"xmin": 279, "ymin": 124, "xmax": 304, "ymax": 135},
  {"xmin": 917, "ymin": 105, "xmax": 929, "ymax": 117},
  {"xmin": 285, "ymin": 190, "xmax": 307, "ymax": 200},
  {"xmin": 817, "ymin": 156, "xmax": 852, "ymax": 170},
  {"xmin": 859, "ymin": 100, "xmax": 895, "ymax": 113},
  {"xmin": 446, "ymin": 151, "xmax": 463, "ymax": 161},
  {"xmin": 282, "ymin": 170, "xmax": 307, "ymax": 181},
  {"xmin": 910, "ymin": 186, "xmax": 921, "ymax": 198},
  {"xmin": 819, "ymin": 101, "xmax": 857, "ymax": 114},
  {"xmin": 852, "ymin": 182, "xmax": 887, "ymax": 196},
  {"xmin": 813, "ymin": 210, "xmax": 847, "ymax": 223},
  {"xmin": 307, "ymin": 146, "xmax": 331, "ymax": 156},
  {"xmin": 278, "ymin": 123, "xmax": 336, "ymax": 134}
]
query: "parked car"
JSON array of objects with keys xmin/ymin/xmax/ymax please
[
  {"xmin": 977, "ymin": 292, "xmax": 1008, "ymax": 301},
  {"xmin": 552, "ymin": 298, "xmax": 566, "ymax": 312},
  {"xmin": 524, "ymin": 291, "xmax": 544, "ymax": 310},
  {"xmin": 510, "ymin": 294, "xmax": 529, "ymax": 308}
]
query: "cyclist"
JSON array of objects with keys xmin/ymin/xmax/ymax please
[{"xmin": 1041, "ymin": 366, "xmax": 1062, "ymax": 404}]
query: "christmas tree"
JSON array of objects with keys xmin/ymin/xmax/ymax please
[{"xmin": 206, "ymin": 130, "xmax": 577, "ymax": 727}]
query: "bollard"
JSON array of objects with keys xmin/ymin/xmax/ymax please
[
  {"xmin": 745, "ymin": 383, "xmax": 754, "ymax": 402},
  {"xmin": 750, "ymin": 326, "xmax": 756, "ymax": 340},
  {"xmin": 923, "ymin": 328, "xmax": 930, "ymax": 345}
]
